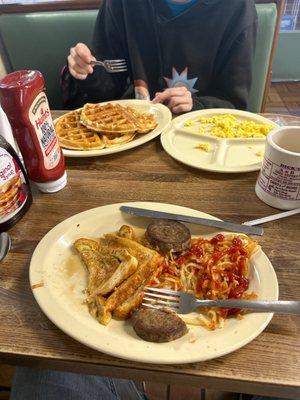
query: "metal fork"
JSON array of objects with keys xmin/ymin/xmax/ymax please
[
  {"xmin": 143, "ymin": 287, "xmax": 300, "ymax": 315},
  {"xmin": 90, "ymin": 58, "xmax": 127, "ymax": 73}
]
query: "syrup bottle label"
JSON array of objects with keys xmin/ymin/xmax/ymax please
[
  {"xmin": 0, "ymin": 148, "xmax": 29, "ymax": 223},
  {"xmin": 28, "ymin": 92, "xmax": 61, "ymax": 170}
]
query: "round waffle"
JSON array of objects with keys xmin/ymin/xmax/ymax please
[
  {"xmin": 80, "ymin": 103, "xmax": 157, "ymax": 135},
  {"xmin": 55, "ymin": 109, "xmax": 105, "ymax": 150}
]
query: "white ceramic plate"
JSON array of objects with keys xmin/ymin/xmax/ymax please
[
  {"xmin": 30, "ymin": 202, "xmax": 278, "ymax": 364},
  {"xmin": 161, "ymin": 109, "xmax": 279, "ymax": 173},
  {"xmin": 55, "ymin": 100, "xmax": 172, "ymax": 158}
]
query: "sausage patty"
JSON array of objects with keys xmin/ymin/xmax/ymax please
[
  {"xmin": 131, "ymin": 307, "xmax": 188, "ymax": 342},
  {"xmin": 145, "ymin": 219, "xmax": 191, "ymax": 253}
]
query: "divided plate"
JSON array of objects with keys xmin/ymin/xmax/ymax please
[{"xmin": 161, "ymin": 109, "xmax": 278, "ymax": 173}]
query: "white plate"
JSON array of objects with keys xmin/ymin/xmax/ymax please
[
  {"xmin": 161, "ymin": 109, "xmax": 279, "ymax": 173},
  {"xmin": 30, "ymin": 202, "xmax": 278, "ymax": 364},
  {"xmin": 55, "ymin": 100, "xmax": 172, "ymax": 158}
]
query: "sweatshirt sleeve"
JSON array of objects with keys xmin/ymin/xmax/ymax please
[
  {"xmin": 192, "ymin": 20, "xmax": 257, "ymax": 111},
  {"xmin": 61, "ymin": 1, "xmax": 129, "ymax": 109}
]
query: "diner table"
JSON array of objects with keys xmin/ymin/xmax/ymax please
[{"xmin": 0, "ymin": 111, "xmax": 299, "ymax": 399}]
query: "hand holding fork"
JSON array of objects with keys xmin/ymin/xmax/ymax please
[{"xmin": 68, "ymin": 43, "xmax": 127, "ymax": 80}]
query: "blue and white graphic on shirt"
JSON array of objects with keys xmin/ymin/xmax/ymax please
[{"xmin": 164, "ymin": 67, "xmax": 198, "ymax": 94}]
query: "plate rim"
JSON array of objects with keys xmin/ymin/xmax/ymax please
[
  {"xmin": 161, "ymin": 108, "xmax": 280, "ymax": 173},
  {"xmin": 29, "ymin": 201, "xmax": 278, "ymax": 364},
  {"xmin": 55, "ymin": 100, "xmax": 172, "ymax": 158}
]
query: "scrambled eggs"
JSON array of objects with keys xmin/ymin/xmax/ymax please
[
  {"xmin": 184, "ymin": 114, "xmax": 274, "ymax": 138},
  {"xmin": 196, "ymin": 143, "xmax": 211, "ymax": 152}
]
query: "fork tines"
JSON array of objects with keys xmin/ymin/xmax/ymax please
[
  {"xmin": 91, "ymin": 59, "xmax": 128, "ymax": 73},
  {"xmin": 106, "ymin": 60, "xmax": 127, "ymax": 66},
  {"xmin": 105, "ymin": 59, "xmax": 127, "ymax": 72},
  {"xmin": 106, "ymin": 59, "xmax": 126, "ymax": 64},
  {"xmin": 142, "ymin": 287, "xmax": 180, "ymax": 311}
]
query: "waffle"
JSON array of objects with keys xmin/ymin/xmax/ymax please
[
  {"xmin": 55, "ymin": 109, "xmax": 105, "ymax": 150},
  {"xmin": 80, "ymin": 103, "xmax": 157, "ymax": 135},
  {"xmin": 102, "ymin": 132, "xmax": 136, "ymax": 148}
]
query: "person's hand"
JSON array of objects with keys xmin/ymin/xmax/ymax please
[
  {"xmin": 67, "ymin": 43, "xmax": 96, "ymax": 80},
  {"xmin": 152, "ymin": 87, "xmax": 193, "ymax": 113}
]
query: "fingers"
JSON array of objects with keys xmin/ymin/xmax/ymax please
[
  {"xmin": 172, "ymin": 103, "xmax": 193, "ymax": 114},
  {"xmin": 68, "ymin": 55, "xmax": 88, "ymax": 80},
  {"xmin": 152, "ymin": 87, "xmax": 189, "ymax": 104},
  {"xmin": 67, "ymin": 43, "xmax": 95, "ymax": 80},
  {"xmin": 74, "ymin": 43, "xmax": 94, "ymax": 64},
  {"xmin": 152, "ymin": 86, "xmax": 193, "ymax": 114},
  {"xmin": 167, "ymin": 94, "xmax": 191, "ymax": 109}
]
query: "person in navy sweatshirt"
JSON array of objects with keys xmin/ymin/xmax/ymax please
[{"xmin": 62, "ymin": 0, "xmax": 258, "ymax": 114}]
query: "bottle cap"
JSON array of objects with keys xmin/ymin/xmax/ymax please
[{"xmin": 33, "ymin": 171, "xmax": 67, "ymax": 193}]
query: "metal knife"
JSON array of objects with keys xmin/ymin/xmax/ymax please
[{"xmin": 120, "ymin": 206, "xmax": 264, "ymax": 236}]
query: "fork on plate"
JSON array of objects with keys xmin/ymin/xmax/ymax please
[
  {"xmin": 90, "ymin": 58, "xmax": 127, "ymax": 73},
  {"xmin": 143, "ymin": 287, "xmax": 300, "ymax": 315}
]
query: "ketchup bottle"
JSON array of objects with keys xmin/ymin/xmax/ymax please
[{"xmin": 0, "ymin": 70, "xmax": 67, "ymax": 193}]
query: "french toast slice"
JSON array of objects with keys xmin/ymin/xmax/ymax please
[
  {"xmin": 74, "ymin": 238, "xmax": 138, "ymax": 296},
  {"xmin": 113, "ymin": 286, "xmax": 145, "ymax": 319},
  {"xmin": 74, "ymin": 229, "xmax": 162, "ymax": 326},
  {"xmin": 100, "ymin": 233, "xmax": 159, "ymax": 265},
  {"xmin": 96, "ymin": 233, "xmax": 162, "ymax": 324}
]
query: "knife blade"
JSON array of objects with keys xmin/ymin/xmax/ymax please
[{"xmin": 120, "ymin": 206, "xmax": 264, "ymax": 236}]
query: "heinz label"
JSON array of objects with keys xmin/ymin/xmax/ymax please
[
  {"xmin": 0, "ymin": 148, "xmax": 28, "ymax": 223},
  {"xmin": 28, "ymin": 92, "xmax": 61, "ymax": 170}
]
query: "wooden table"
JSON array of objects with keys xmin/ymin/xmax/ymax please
[{"xmin": 0, "ymin": 112, "xmax": 299, "ymax": 399}]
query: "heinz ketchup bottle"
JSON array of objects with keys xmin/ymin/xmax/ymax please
[{"xmin": 0, "ymin": 70, "xmax": 67, "ymax": 193}]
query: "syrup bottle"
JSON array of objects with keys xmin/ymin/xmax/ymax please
[{"xmin": 0, "ymin": 134, "xmax": 32, "ymax": 231}]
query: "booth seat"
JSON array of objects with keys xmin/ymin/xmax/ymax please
[{"xmin": 0, "ymin": 4, "xmax": 277, "ymax": 111}]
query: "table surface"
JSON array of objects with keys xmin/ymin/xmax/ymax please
[{"xmin": 0, "ymin": 111, "xmax": 299, "ymax": 399}]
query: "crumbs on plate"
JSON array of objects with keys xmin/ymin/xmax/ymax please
[
  {"xmin": 195, "ymin": 143, "xmax": 211, "ymax": 152},
  {"xmin": 31, "ymin": 282, "xmax": 44, "ymax": 289},
  {"xmin": 255, "ymin": 150, "xmax": 264, "ymax": 157}
]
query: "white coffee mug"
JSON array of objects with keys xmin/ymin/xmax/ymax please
[{"xmin": 255, "ymin": 126, "xmax": 300, "ymax": 210}]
